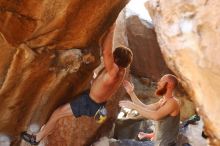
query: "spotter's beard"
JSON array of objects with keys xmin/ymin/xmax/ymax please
[{"xmin": 156, "ymin": 83, "xmax": 168, "ymax": 96}]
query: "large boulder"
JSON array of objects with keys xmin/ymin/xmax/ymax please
[
  {"xmin": 114, "ymin": 119, "xmax": 153, "ymax": 140},
  {"xmin": 44, "ymin": 90, "xmax": 125, "ymax": 146},
  {"xmin": 115, "ymin": 10, "xmax": 171, "ymax": 81},
  {"xmin": 0, "ymin": 0, "xmax": 129, "ymax": 145},
  {"xmin": 146, "ymin": 0, "xmax": 220, "ymax": 145},
  {"xmin": 115, "ymin": 10, "xmax": 195, "ymax": 120},
  {"xmin": 126, "ymin": 15, "xmax": 171, "ymax": 80}
]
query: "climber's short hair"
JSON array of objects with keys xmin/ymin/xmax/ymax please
[{"xmin": 113, "ymin": 46, "xmax": 133, "ymax": 68}]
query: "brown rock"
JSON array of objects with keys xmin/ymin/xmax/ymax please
[
  {"xmin": 115, "ymin": 11, "xmax": 195, "ymax": 120},
  {"xmin": 0, "ymin": 0, "xmax": 128, "ymax": 49},
  {"xmin": 115, "ymin": 10, "xmax": 172, "ymax": 81},
  {"xmin": 0, "ymin": 0, "xmax": 129, "ymax": 145},
  {"xmin": 146, "ymin": 0, "xmax": 220, "ymax": 144},
  {"xmin": 126, "ymin": 15, "xmax": 171, "ymax": 80},
  {"xmin": 45, "ymin": 88, "xmax": 125, "ymax": 146}
]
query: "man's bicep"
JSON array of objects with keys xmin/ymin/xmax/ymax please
[
  {"xmin": 151, "ymin": 101, "xmax": 161, "ymax": 109},
  {"xmin": 103, "ymin": 52, "xmax": 114, "ymax": 68},
  {"xmin": 101, "ymin": 27, "xmax": 116, "ymax": 75},
  {"xmin": 103, "ymin": 53, "xmax": 119, "ymax": 76}
]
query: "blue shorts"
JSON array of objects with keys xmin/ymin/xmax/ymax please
[{"xmin": 70, "ymin": 91, "xmax": 106, "ymax": 118}]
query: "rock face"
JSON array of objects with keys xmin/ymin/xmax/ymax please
[
  {"xmin": 115, "ymin": 10, "xmax": 171, "ymax": 81},
  {"xmin": 126, "ymin": 16, "xmax": 171, "ymax": 80},
  {"xmin": 114, "ymin": 119, "xmax": 153, "ymax": 140},
  {"xmin": 45, "ymin": 91, "xmax": 124, "ymax": 146},
  {"xmin": 115, "ymin": 11, "xmax": 195, "ymax": 120},
  {"xmin": 0, "ymin": 0, "xmax": 129, "ymax": 146},
  {"xmin": 146, "ymin": 0, "xmax": 220, "ymax": 145}
]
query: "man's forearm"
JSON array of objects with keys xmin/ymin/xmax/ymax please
[
  {"xmin": 129, "ymin": 92, "xmax": 158, "ymax": 111},
  {"xmin": 100, "ymin": 26, "xmax": 116, "ymax": 74},
  {"xmin": 101, "ymin": 28, "xmax": 114, "ymax": 52},
  {"xmin": 129, "ymin": 92, "xmax": 146, "ymax": 107},
  {"xmin": 132, "ymin": 104, "xmax": 158, "ymax": 120}
]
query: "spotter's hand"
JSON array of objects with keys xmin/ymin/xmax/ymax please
[
  {"xmin": 119, "ymin": 100, "xmax": 135, "ymax": 109},
  {"xmin": 123, "ymin": 80, "xmax": 134, "ymax": 94}
]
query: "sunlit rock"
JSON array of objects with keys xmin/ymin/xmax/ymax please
[
  {"xmin": 115, "ymin": 10, "xmax": 195, "ymax": 120},
  {"xmin": 146, "ymin": 0, "xmax": 220, "ymax": 145}
]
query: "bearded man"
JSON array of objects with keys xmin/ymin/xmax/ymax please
[{"xmin": 119, "ymin": 74, "xmax": 180, "ymax": 146}]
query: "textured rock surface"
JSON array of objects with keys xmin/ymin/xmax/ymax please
[
  {"xmin": 115, "ymin": 10, "xmax": 171, "ymax": 80},
  {"xmin": 146, "ymin": 0, "xmax": 220, "ymax": 145},
  {"xmin": 0, "ymin": 0, "xmax": 129, "ymax": 145},
  {"xmin": 114, "ymin": 119, "xmax": 153, "ymax": 140},
  {"xmin": 126, "ymin": 16, "xmax": 171, "ymax": 80},
  {"xmin": 0, "ymin": 0, "xmax": 127, "ymax": 49},
  {"xmin": 115, "ymin": 11, "xmax": 195, "ymax": 120},
  {"xmin": 46, "ymin": 90, "xmax": 123, "ymax": 146}
]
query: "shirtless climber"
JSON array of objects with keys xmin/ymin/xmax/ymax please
[{"xmin": 21, "ymin": 24, "xmax": 133, "ymax": 145}]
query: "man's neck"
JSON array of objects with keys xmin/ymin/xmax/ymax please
[{"xmin": 163, "ymin": 91, "xmax": 173, "ymax": 100}]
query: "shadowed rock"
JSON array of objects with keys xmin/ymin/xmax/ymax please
[{"xmin": 0, "ymin": 0, "xmax": 129, "ymax": 145}]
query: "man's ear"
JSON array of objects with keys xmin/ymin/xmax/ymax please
[
  {"xmin": 167, "ymin": 82, "xmax": 175, "ymax": 90},
  {"xmin": 164, "ymin": 82, "xmax": 169, "ymax": 89}
]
